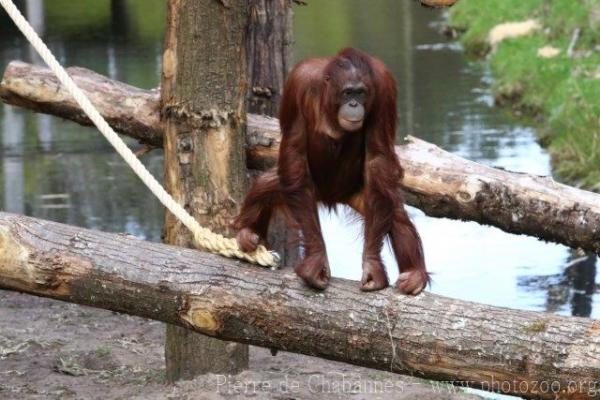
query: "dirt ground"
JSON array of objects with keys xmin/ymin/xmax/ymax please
[{"xmin": 0, "ymin": 290, "xmax": 483, "ymax": 400}]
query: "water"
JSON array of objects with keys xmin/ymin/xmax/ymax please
[
  {"xmin": 0, "ymin": 0, "xmax": 165, "ymax": 241},
  {"xmin": 0, "ymin": 0, "xmax": 597, "ymax": 332}
]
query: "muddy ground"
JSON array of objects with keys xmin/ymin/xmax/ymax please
[{"xmin": 0, "ymin": 290, "xmax": 482, "ymax": 399}]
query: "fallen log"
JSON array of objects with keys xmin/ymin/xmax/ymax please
[
  {"xmin": 0, "ymin": 212, "xmax": 598, "ymax": 399},
  {"xmin": 0, "ymin": 62, "xmax": 163, "ymax": 147},
  {"xmin": 2, "ymin": 61, "xmax": 600, "ymax": 254}
]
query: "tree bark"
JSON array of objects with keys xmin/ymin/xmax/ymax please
[
  {"xmin": 0, "ymin": 61, "xmax": 163, "ymax": 146},
  {"xmin": 0, "ymin": 212, "xmax": 598, "ymax": 400},
  {"xmin": 160, "ymin": 0, "xmax": 249, "ymax": 380},
  {"xmin": 3, "ymin": 62, "xmax": 600, "ymax": 256},
  {"xmin": 246, "ymin": 0, "xmax": 293, "ymax": 116},
  {"xmin": 245, "ymin": 0, "xmax": 298, "ymax": 269}
]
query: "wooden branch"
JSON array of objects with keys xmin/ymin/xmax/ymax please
[
  {"xmin": 399, "ymin": 138, "xmax": 600, "ymax": 254},
  {"xmin": 0, "ymin": 61, "xmax": 163, "ymax": 147},
  {"xmin": 2, "ymin": 61, "xmax": 600, "ymax": 255},
  {"xmin": 0, "ymin": 212, "xmax": 598, "ymax": 399}
]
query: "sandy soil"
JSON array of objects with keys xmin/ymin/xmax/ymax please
[{"xmin": 0, "ymin": 290, "xmax": 482, "ymax": 399}]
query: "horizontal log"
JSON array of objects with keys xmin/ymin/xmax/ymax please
[
  {"xmin": 0, "ymin": 61, "xmax": 163, "ymax": 147},
  {"xmin": 0, "ymin": 212, "xmax": 598, "ymax": 399},
  {"xmin": 2, "ymin": 61, "xmax": 600, "ymax": 254}
]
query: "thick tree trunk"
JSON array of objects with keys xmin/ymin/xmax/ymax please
[
  {"xmin": 0, "ymin": 212, "xmax": 598, "ymax": 400},
  {"xmin": 3, "ymin": 62, "xmax": 600, "ymax": 255},
  {"xmin": 245, "ymin": 0, "xmax": 298, "ymax": 269},
  {"xmin": 246, "ymin": 0, "xmax": 293, "ymax": 116},
  {"xmin": 160, "ymin": 0, "xmax": 249, "ymax": 380}
]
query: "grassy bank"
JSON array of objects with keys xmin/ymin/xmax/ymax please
[{"xmin": 448, "ymin": 0, "xmax": 600, "ymax": 190}]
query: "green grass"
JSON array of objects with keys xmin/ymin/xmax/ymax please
[
  {"xmin": 449, "ymin": 0, "xmax": 600, "ymax": 190},
  {"xmin": 95, "ymin": 346, "xmax": 111, "ymax": 358}
]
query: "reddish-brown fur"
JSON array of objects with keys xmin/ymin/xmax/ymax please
[{"xmin": 234, "ymin": 48, "xmax": 429, "ymax": 294}]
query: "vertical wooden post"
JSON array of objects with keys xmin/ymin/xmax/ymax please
[
  {"xmin": 160, "ymin": 0, "xmax": 250, "ymax": 381},
  {"xmin": 246, "ymin": 0, "xmax": 298, "ymax": 267},
  {"xmin": 246, "ymin": 0, "xmax": 293, "ymax": 116}
]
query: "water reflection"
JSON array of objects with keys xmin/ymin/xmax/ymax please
[
  {"xmin": 0, "ymin": 0, "xmax": 597, "ymax": 319},
  {"xmin": 0, "ymin": 0, "xmax": 166, "ymax": 240},
  {"xmin": 2, "ymin": 105, "xmax": 24, "ymax": 215},
  {"xmin": 519, "ymin": 250, "xmax": 598, "ymax": 318}
]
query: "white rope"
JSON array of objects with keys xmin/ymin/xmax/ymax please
[{"xmin": 0, "ymin": 0, "xmax": 279, "ymax": 268}]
